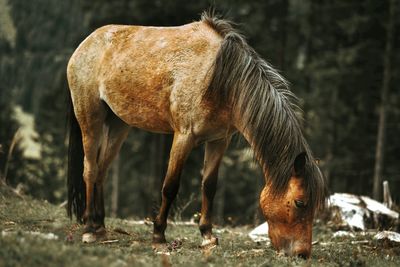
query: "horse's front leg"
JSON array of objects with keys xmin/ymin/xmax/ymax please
[
  {"xmin": 199, "ymin": 137, "xmax": 230, "ymax": 248},
  {"xmin": 152, "ymin": 133, "xmax": 194, "ymax": 247}
]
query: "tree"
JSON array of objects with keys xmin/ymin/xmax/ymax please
[{"xmin": 373, "ymin": 0, "xmax": 396, "ymax": 201}]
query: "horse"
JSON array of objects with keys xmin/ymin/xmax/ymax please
[{"xmin": 66, "ymin": 12, "xmax": 326, "ymax": 258}]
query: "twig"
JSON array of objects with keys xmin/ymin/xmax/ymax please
[
  {"xmin": 0, "ymin": 179, "xmax": 25, "ymax": 199},
  {"xmin": 59, "ymin": 200, "xmax": 67, "ymax": 208},
  {"xmin": 113, "ymin": 227, "xmax": 130, "ymax": 235},
  {"xmin": 99, "ymin": 239, "xmax": 119, "ymax": 244},
  {"xmin": 318, "ymin": 240, "xmax": 370, "ymax": 246},
  {"xmin": 3, "ymin": 129, "xmax": 21, "ymax": 183},
  {"xmin": 173, "ymin": 193, "xmax": 196, "ymax": 221}
]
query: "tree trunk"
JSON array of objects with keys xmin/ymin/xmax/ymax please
[
  {"xmin": 278, "ymin": 0, "xmax": 288, "ymax": 70},
  {"xmin": 373, "ymin": 0, "xmax": 396, "ymax": 201}
]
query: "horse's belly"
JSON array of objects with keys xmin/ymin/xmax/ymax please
[
  {"xmin": 101, "ymin": 85, "xmax": 174, "ymax": 133},
  {"xmin": 116, "ymin": 105, "xmax": 173, "ymax": 133}
]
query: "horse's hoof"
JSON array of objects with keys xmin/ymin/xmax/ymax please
[
  {"xmin": 95, "ymin": 226, "xmax": 106, "ymax": 236},
  {"xmin": 82, "ymin": 226, "xmax": 106, "ymax": 243},
  {"xmin": 201, "ymin": 236, "xmax": 218, "ymax": 249},
  {"xmin": 82, "ymin": 233, "xmax": 96, "ymax": 243}
]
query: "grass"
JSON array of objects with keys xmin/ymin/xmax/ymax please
[{"xmin": 0, "ymin": 184, "xmax": 399, "ymax": 267}]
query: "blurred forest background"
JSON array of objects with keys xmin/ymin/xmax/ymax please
[{"xmin": 0, "ymin": 0, "xmax": 399, "ymax": 225}]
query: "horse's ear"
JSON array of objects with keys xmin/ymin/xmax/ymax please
[{"xmin": 294, "ymin": 152, "xmax": 307, "ymax": 176}]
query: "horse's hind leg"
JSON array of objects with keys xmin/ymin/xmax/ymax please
[
  {"xmin": 153, "ymin": 133, "xmax": 194, "ymax": 247},
  {"xmin": 199, "ymin": 137, "xmax": 230, "ymax": 248},
  {"xmin": 76, "ymin": 103, "xmax": 106, "ymax": 242},
  {"xmin": 83, "ymin": 108, "xmax": 130, "ymax": 242}
]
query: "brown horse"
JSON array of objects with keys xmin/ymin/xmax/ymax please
[{"xmin": 66, "ymin": 12, "xmax": 326, "ymax": 258}]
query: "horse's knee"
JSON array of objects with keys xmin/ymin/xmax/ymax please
[{"xmin": 83, "ymin": 162, "xmax": 98, "ymax": 180}]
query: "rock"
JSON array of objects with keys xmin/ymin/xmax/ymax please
[
  {"xmin": 329, "ymin": 193, "xmax": 366, "ymax": 230},
  {"xmin": 248, "ymin": 222, "xmax": 270, "ymax": 243},
  {"xmin": 333, "ymin": 231, "xmax": 355, "ymax": 238},
  {"xmin": 374, "ymin": 231, "xmax": 400, "ymax": 244},
  {"xmin": 328, "ymin": 193, "xmax": 399, "ymax": 231}
]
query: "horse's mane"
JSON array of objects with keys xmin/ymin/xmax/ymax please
[{"xmin": 201, "ymin": 12, "xmax": 327, "ymax": 210}]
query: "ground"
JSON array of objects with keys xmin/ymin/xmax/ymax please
[{"xmin": 0, "ymin": 185, "xmax": 399, "ymax": 267}]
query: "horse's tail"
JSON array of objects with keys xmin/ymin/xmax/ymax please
[{"xmin": 67, "ymin": 93, "xmax": 85, "ymax": 223}]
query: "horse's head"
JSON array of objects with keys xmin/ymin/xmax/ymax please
[{"xmin": 260, "ymin": 152, "xmax": 322, "ymax": 258}]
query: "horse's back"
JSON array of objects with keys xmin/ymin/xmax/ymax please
[{"xmin": 67, "ymin": 21, "xmax": 228, "ymax": 136}]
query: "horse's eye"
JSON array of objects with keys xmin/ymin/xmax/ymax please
[{"xmin": 294, "ymin": 200, "xmax": 306, "ymax": 208}]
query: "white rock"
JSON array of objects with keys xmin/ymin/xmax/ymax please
[
  {"xmin": 374, "ymin": 231, "xmax": 400, "ymax": 243},
  {"xmin": 329, "ymin": 193, "xmax": 366, "ymax": 230},
  {"xmin": 333, "ymin": 231, "xmax": 355, "ymax": 238},
  {"xmin": 248, "ymin": 222, "xmax": 270, "ymax": 242},
  {"xmin": 328, "ymin": 193, "xmax": 399, "ymax": 231},
  {"xmin": 360, "ymin": 196, "xmax": 399, "ymax": 219}
]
